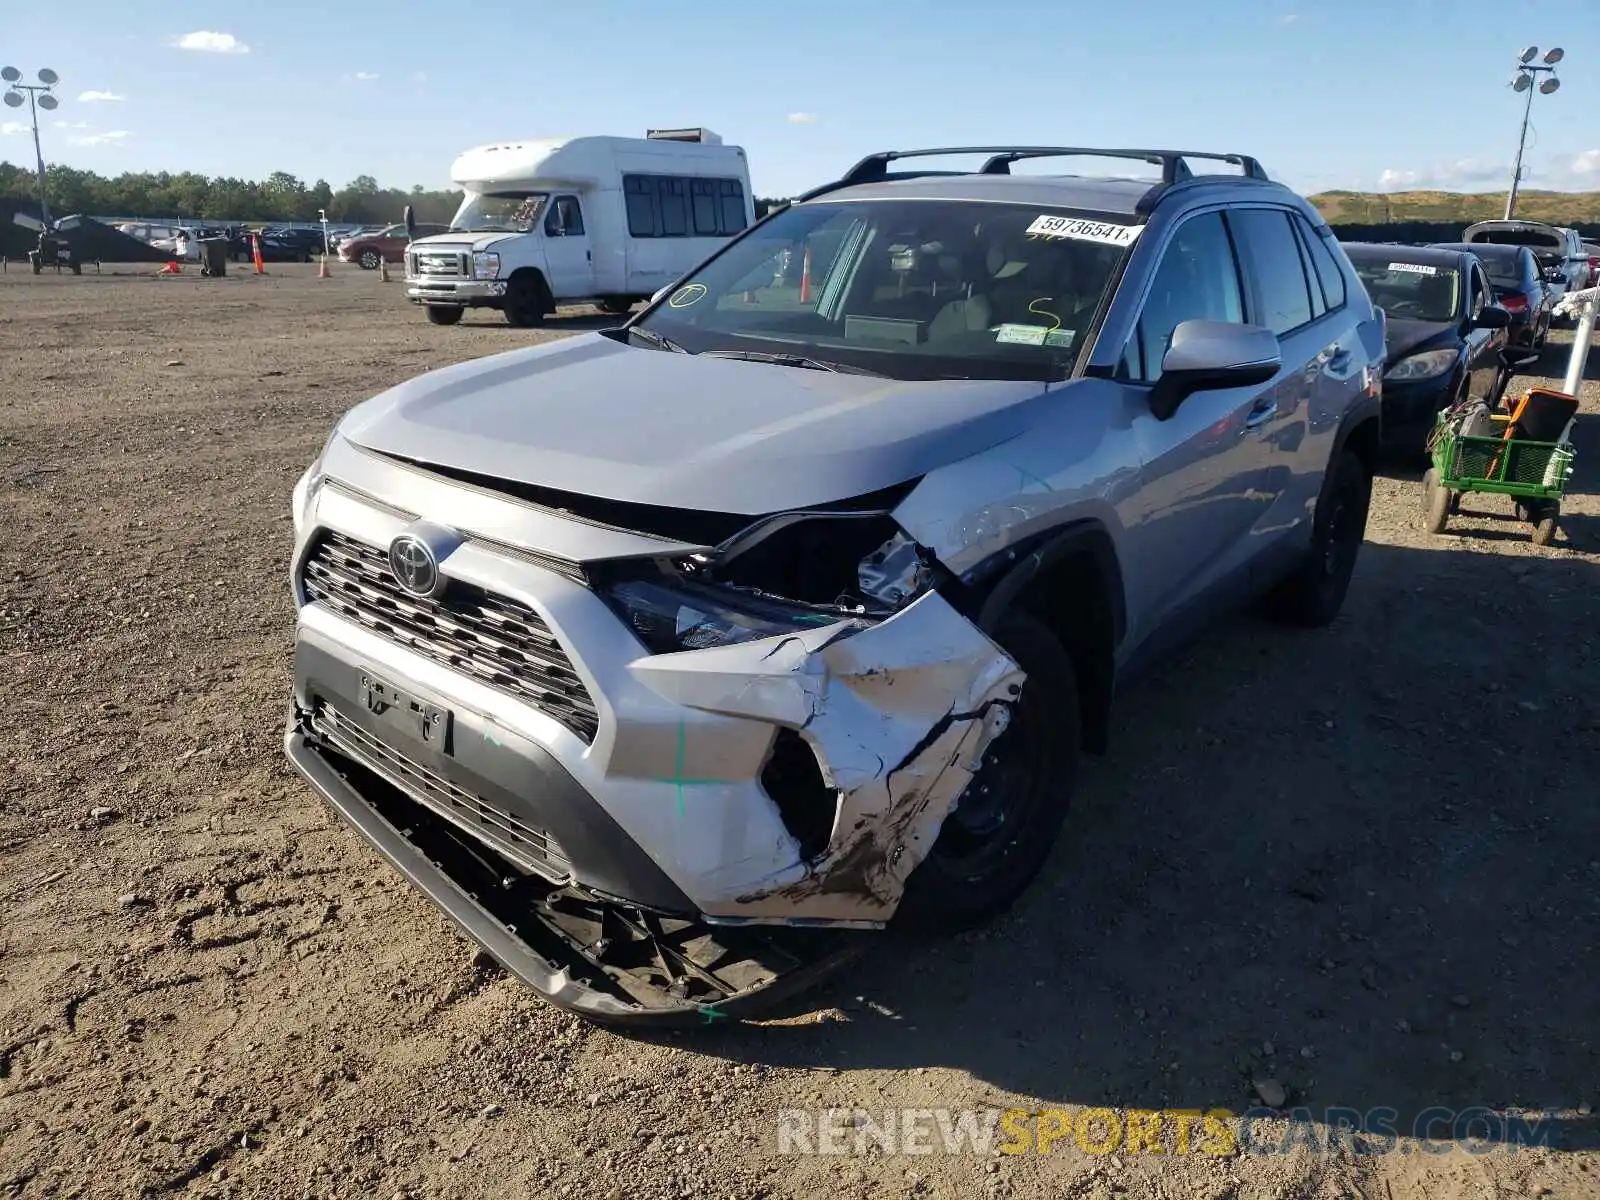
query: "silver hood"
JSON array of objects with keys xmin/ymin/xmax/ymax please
[{"xmin": 339, "ymin": 333, "xmax": 1055, "ymax": 513}]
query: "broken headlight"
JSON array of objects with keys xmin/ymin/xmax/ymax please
[{"xmin": 603, "ymin": 579, "xmax": 843, "ymax": 655}]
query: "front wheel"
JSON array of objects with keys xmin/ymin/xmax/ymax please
[
  {"xmin": 1422, "ymin": 467, "xmax": 1451, "ymax": 534},
  {"xmin": 1531, "ymin": 502, "xmax": 1560, "ymax": 546},
  {"xmin": 425, "ymin": 305, "xmax": 463, "ymax": 326},
  {"xmin": 1268, "ymin": 448, "xmax": 1373, "ymax": 627},
  {"xmin": 504, "ymin": 275, "xmax": 550, "ymax": 327},
  {"xmin": 357, "ymin": 249, "xmax": 381, "ymax": 270},
  {"xmin": 896, "ymin": 610, "xmax": 1080, "ymax": 931}
]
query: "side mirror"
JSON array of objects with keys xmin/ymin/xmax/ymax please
[
  {"xmin": 1473, "ymin": 305, "xmax": 1511, "ymax": 330},
  {"xmin": 403, "ymin": 205, "xmax": 416, "ymax": 240},
  {"xmin": 1148, "ymin": 320, "xmax": 1281, "ymax": 420}
]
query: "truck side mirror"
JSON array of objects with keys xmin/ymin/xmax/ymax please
[{"xmin": 403, "ymin": 205, "xmax": 416, "ymax": 240}]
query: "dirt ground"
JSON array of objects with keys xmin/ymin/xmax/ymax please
[{"xmin": 2, "ymin": 262, "xmax": 1597, "ymax": 1200}]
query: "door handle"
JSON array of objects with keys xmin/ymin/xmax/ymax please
[{"xmin": 1243, "ymin": 400, "xmax": 1278, "ymax": 431}]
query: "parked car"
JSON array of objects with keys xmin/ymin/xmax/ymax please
[
  {"xmin": 266, "ymin": 227, "xmax": 329, "ymax": 258},
  {"xmin": 338, "ymin": 222, "xmax": 445, "ymax": 269},
  {"xmin": 1429, "ymin": 242, "xmax": 1552, "ymax": 350},
  {"xmin": 1342, "ymin": 243, "xmax": 1510, "ymax": 453},
  {"xmin": 1459, "ymin": 219, "xmax": 1589, "ymax": 316},
  {"xmin": 284, "ymin": 144, "xmax": 1384, "ymax": 1026}
]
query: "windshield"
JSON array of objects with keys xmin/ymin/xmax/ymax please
[
  {"xmin": 1351, "ymin": 258, "xmax": 1461, "ymax": 323},
  {"xmin": 450, "ymin": 190, "xmax": 549, "ymax": 234},
  {"xmin": 630, "ymin": 198, "xmax": 1134, "ymax": 382}
]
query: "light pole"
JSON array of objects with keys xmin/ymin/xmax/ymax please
[
  {"xmin": 1504, "ymin": 46, "xmax": 1563, "ymax": 220},
  {"xmin": 2, "ymin": 66, "xmax": 61, "ymax": 226}
]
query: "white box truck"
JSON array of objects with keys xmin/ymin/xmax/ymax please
[{"xmin": 404, "ymin": 128, "xmax": 754, "ymax": 326}]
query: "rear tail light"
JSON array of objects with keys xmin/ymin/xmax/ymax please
[{"xmin": 1499, "ymin": 292, "xmax": 1528, "ymax": 313}]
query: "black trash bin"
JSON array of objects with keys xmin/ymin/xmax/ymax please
[{"xmin": 200, "ymin": 237, "xmax": 230, "ymax": 277}]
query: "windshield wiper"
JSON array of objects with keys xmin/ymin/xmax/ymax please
[
  {"xmin": 627, "ymin": 327, "xmax": 690, "ymax": 354},
  {"xmin": 700, "ymin": 349, "xmax": 885, "ymax": 376}
]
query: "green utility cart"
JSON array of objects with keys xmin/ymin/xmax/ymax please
[{"xmin": 1422, "ymin": 386, "xmax": 1578, "ymax": 546}]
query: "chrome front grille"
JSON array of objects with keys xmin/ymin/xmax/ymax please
[
  {"xmin": 411, "ymin": 250, "xmax": 467, "ymax": 277},
  {"xmin": 300, "ymin": 531, "xmax": 600, "ymax": 743},
  {"xmin": 312, "ymin": 702, "xmax": 572, "ymax": 879}
]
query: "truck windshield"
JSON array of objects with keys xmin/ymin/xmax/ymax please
[
  {"xmin": 450, "ymin": 191, "xmax": 549, "ymax": 233},
  {"xmin": 629, "ymin": 198, "xmax": 1135, "ymax": 382}
]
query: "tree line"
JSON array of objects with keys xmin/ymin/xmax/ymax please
[{"xmin": 0, "ymin": 160, "xmax": 791, "ymax": 226}]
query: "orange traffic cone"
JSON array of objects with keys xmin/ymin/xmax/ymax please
[
  {"xmin": 251, "ymin": 234, "xmax": 265, "ymax": 275},
  {"xmin": 160, "ymin": 260, "xmax": 182, "ymax": 275}
]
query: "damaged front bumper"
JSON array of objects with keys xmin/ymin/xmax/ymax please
[{"xmin": 286, "ymin": 712, "xmax": 868, "ymax": 1025}]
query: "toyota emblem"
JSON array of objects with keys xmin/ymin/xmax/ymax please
[{"xmin": 388, "ymin": 533, "xmax": 441, "ymax": 597}]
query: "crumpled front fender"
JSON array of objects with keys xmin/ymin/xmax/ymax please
[{"xmin": 628, "ymin": 591, "xmax": 1024, "ymax": 924}]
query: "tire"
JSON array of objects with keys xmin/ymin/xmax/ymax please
[
  {"xmin": 357, "ymin": 248, "xmax": 381, "ymax": 271},
  {"xmin": 1422, "ymin": 467, "xmax": 1450, "ymax": 535},
  {"xmin": 504, "ymin": 274, "xmax": 551, "ymax": 327},
  {"xmin": 425, "ymin": 305, "xmax": 463, "ymax": 326},
  {"xmin": 596, "ymin": 296, "xmax": 633, "ymax": 316},
  {"xmin": 896, "ymin": 610, "xmax": 1080, "ymax": 931},
  {"xmin": 1531, "ymin": 502, "xmax": 1559, "ymax": 546},
  {"xmin": 1268, "ymin": 448, "xmax": 1373, "ymax": 627}
]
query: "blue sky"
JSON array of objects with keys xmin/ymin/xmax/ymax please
[{"xmin": 3, "ymin": 0, "xmax": 1597, "ymax": 199}]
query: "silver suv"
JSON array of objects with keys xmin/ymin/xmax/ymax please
[{"xmin": 285, "ymin": 146, "xmax": 1384, "ymax": 1025}]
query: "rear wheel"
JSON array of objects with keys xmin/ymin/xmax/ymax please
[
  {"xmin": 357, "ymin": 248, "xmax": 381, "ymax": 270},
  {"xmin": 596, "ymin": 296, "xmax": 634, "ymax": 316},
  {"xmin": 425, "ymin": 305, "xmax": 463, "ymax": 326},
  {"xmin": 1268, "ymin": 448, "xmax": 1373, "ymax": 626},
  {"xmin": 896, "ymin": 610, "xmax": 1080, "ymax": 931},
  {"xmin": 504, "ymin": 274, "xmax": 551, "ymax": 327}
]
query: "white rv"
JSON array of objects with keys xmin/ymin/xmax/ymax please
[{"xmin": 404, "ymin": 128, "xmax": 754, "ymax": 326}]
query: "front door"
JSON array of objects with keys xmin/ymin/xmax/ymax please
[
  {"xmin": 541, "ymin": 194, "xmax": 594, "ymax": 300},
  {"xmin": 1464, "ymin": 261, "xmax": 1506, "ymax": 401},
  {"xmin": 1116, "ymin": 209, "xmax": 1274, "ymax": 645}
]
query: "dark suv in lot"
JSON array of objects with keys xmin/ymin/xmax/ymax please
[{"xmin": 285, "ymin": 145, "xmax": 1385, "ymax": 1025}]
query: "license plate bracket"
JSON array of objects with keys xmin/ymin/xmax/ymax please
[{"xmin": 360, "ymin": 671, "xmax": 453, "ymax": 754}]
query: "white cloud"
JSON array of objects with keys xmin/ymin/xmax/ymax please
[
  {"xmin": 1378, "ymin": 158, "xmax": 1510, "ymax": 191},
  {"xmin": 410, "ymin": 71, "xmax": 427, "ymax": 83},
  {"xmin": 1570, "ymin": 149, "xmax": 1600, "ymax": 178},
  {"xmin": 1279, "ymin": 13, "xmax": 1299, "ymax": 23},
  {"xmin": 173, "ymin": 30, "xmax": 250, "ymax": 54},
  {"xmin": 68, "ymin": 130, "xmax": 130, "ymax": 147},
  {"xmin": 0, "ymin": 121, "xmax": 27, "ymax": 136},
  {"xmin": 354, "ymin": 71, "xmax": 379, "ymax": 81},
  {"xmin": 78, "ymin": 90, "xmax": 125, "ymax": 102},
  {"xmin": 787, "ymin": 112, "xmax": 817, "ymax": 124},
  {"xmin": 54, "ymin": 120, "xmax": 92, "ymax": 129}
]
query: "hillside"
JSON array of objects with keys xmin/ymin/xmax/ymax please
[{"xmin": 1309, "ymin": 188, "xmax": 1600, "ymax": 228}]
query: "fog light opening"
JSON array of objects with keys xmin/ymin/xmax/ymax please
[{"xmin": 760, "ymin": 729, "xmax": 837, "ymax": 861}]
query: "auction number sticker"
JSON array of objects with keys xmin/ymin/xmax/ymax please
[
  {"xmin": 668, "ymin": 283, "xmax": 708, "ymax": 308},
  {"xmin": 1026, "ymin": 215, "xmax": 1144, "ymax": 247},
  {"xmin": 1387, "ymin": 262, "xmax": 1438, "ymax": 276}
]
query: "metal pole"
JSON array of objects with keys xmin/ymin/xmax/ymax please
[
  {"xmin": 27, "ymin": 89, "xmax": 50, "ymax": 226},
  {"xmin": 1504, "ymin": 78, "xmax": 1535, "ymax": 220},
  {"xmin": 1562, "ymin": 300, "xmax": 1595, "ymax": 397}
]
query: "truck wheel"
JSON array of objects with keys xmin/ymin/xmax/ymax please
[
  {"xmin": 357, "ymin": 248, "xmax": 381, "ymax": 270},
  {"xmin": 504, "ymin": 275, "xmax": 550, "ymax": 327},
  {"xmin": 596, "ymin": 296, "xmax": 633, "ymax": 316},
  {"xmin": 425, "ymin": 305, "xmax": 463, "ymax": 326},
  {"xmin": 896, "ymin": 610, "xmax": 1080, "ymax": 931},
  {"xmin": 1269, "ymin": 447, "xmax": 1373, "ymax": 627}
]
